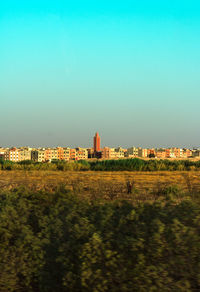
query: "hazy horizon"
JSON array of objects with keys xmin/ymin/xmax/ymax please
[{"xmin": 1, "ymin": 1, "xmax": 200, "ymax": 148}]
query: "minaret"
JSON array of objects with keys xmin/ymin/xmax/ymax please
[{"xmin": 93, "ymin": 132, "xmax": 101, "ymax": 152}]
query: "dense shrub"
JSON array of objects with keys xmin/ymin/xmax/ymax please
[
  {"xmin": 1, "ymin": 158, "xmax": 200, "ymax": 171},
  {"xmin": 90, "ymin": 158, "xmax": 200, "ymax": 172},
  {"xmin": 0, "ymin": 188, "xmax": 200, "ymax": 291}
]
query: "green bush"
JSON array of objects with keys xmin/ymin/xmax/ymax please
[{"xmin": 0, "ymin": 188, "xmax": 200, "ymax": 291}]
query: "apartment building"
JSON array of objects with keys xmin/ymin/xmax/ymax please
[
  {"xmin": 70, "ymin": 149, "xmax": 77, "ymax": 160},
  {"xmin": 31, "ymin": 147, "xmax": 70, "ymax": 162},
  {"xmin": 115, "ymin": 147, "xmax": 125, "ymax": 158},
  {"xmin": 155, "ymin": 149, "xmax": 166, "ymax": 159},
  {"xmin": 126, "ymin": 147, "xmax": 139, "ymax": 158},
  {"xmin": 87, "ymin": 148, "xmax": 94, "ymax": 158},
  {"xmin": 182, "ymin": 149, "xmax": 192, "ymax": 158},
  {"xmin": 138, "ymin": 148, "xmax": 148, "ymax": 158},
  {"xmin": 61, "ymin": 147, "xmax": 70, "ymax": 161},
  {"xmin": 76, "ymin": 148, "xmax": 88, "ymax": 160},
  {"xmin": 101, "ymin": 147, "xmax": 110, "ymax": 159},
  {"xmin": 169, "ymin": 148, "xmax": 181, "ymax": 158},
  {"xmin": 19, "ymin": 147, "xmax": 32, "ymax": 161},
  {"xmin": 31, "ymin": 149, "xmax": 46, "ymax": 162},
  {"xmin": 50, "ymin": 148, "xmax": 58, "ymax": 161},
  {"xmin": 43, "ymin": 148, "xmax": 58, "ymax": 161},
  {"xmin": 154, "ymin": 148, "xmax": 192, "ymax": 159},
  {"xmin": 147, "ymin": 149, "xmax": 156, "ymax": 158},
  {"xmin": 101, "ymin": 147, "xmax": 118, "ymax": 159},
  {"xmin": 0, "ymin": 148, "xmax": 8, "ymax": 160},
  {"xmin": 69, "ymin": 148, "xmax": 88, "ymax": 160},
  {"xmin": 5, "ymin": 148, "xmax": 21, "ymax": 162}
]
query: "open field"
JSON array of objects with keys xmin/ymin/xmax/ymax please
[{"xmin": 1, "ymin": 170, "xmax": 200, "ymax": 201}]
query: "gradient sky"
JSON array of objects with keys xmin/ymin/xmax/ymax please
[{"xmin": 1, "ymin": 0, "xmax": 200, "ymax": 148}]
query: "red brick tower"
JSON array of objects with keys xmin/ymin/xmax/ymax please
[{"xmin": 93, "ymin": 132, "xmax": 101, "ymax": 152}]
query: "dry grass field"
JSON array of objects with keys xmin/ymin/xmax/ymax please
[{"xmin": 1, "ymin": 170, "xmax": 200, "ymax": 202}]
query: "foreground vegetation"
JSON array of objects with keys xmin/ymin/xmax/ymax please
[
  {"xmin": 1, "ymin": 158, "xmax": 200, "ymax": 171},
  {"xmin": 1, "ymin": 185, "xmax": 200, "ymax": 291}
]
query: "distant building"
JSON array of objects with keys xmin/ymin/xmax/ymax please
[
  {"xmin": 19, "ymin": 147, "xmax": 32, "ymax": 161},
  {"xmin": 125, "ymin": 147, "xmax": 147, "ymax": 158},
  {"xmin": 70, "ymin": 148, "xmax": 88, "ymax": 160},
  {"xmin": 87, "ymin": 148, "xmax": 94, "ymax": 158},
  {"xmin": 31, "ymin": 149, "xmax": 46, "ymax": 162},
  {"xmin": 57, "ymin": 147, "xmax": 70, "ymax": 161},
  {"xmin": 0, "ymin": 148, "xmax": 8, "ymax": 160},
  {"xmin": 126, "ymin": 147, "xmax": 139, "ymax": 158},
  {"xmin": 101, "ymin": 147, "xmax": 115, "ymax": 159},
  {"xmin": 70, "ymin": 149, "xmax": 77, "ymax": 160},
  {"xmin": 5, "ymin": 148, "xmax": 21, "ymax": 162},
  {"xmin": 138, "ymin": 148, "xmax": 148, "ymax": 158},
  {"xmin": 76, "ymin": 148, "xmax": 88, "ymax": 160},
  {"xmin": 1, "ymin": 133, "xmax": 197, "ymax": 163},
  {"xmin": 156, "ymin": 148, "xmax": 166, "ymax": 159},
  {"xmin": 115, "ymin": 147, "xmax": 125, "ymax": 158},
  {"xmin": 44, "ymin": 148, "xmax": 58, "ymax": 162},
  {"xmin": 182, "ymin": 149, "xmax": 192, "ymax": 158},
  {"xmin": 93, "ymin": 132, "xmax": 101, "ymax": 153},
  {"xmin": 101, "ymin": 147, "xmax": 125, "ymax": 159},
  {"xmin": 147, "ymin": 149, "xmax": 156, "ymax": 158},
  {"xmin": 32, "ymin": 147, "xmax": 70, "ymax": 162},
  {"xmin": 170, "ymin": 148, "xmax": 181, "ymax": 158}
]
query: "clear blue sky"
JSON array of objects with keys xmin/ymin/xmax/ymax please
[{"xmin": 1, "ymin": 0, "xmax": 200, "ymax": 148}]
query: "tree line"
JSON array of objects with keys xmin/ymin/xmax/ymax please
[{"xmin": 1, "ymin": 158, "xmax": 200, "ymax": 171}]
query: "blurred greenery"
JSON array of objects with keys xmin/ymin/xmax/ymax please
[{"xmin": 0, "ymin": 186, "xmax": 200, "ymax": 291}]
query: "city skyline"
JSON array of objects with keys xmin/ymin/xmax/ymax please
[
  {"xmin": 1, "ymin": 1, "xmax": 200, "ymax": 147},
  {"xmin": 0, "ymin": 131, "xmax": 199, "ymax": 161},
  {"xmin": 1, "ymin": 144, "xmax": 199, "ymax": 163},
  {"xmin": 0, "ymin": 130, "xmax": 200, "ymax": 151}
]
